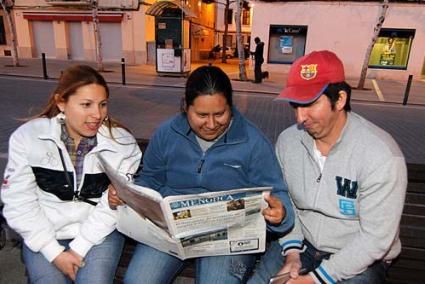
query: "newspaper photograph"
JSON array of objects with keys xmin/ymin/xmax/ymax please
[
  {"xmin": 164, "ymin": 189, "xmax": 268, "ymax": 238},
  {"xmin": 98, "ymin": 154, "xmax": 271, "ymax": 259}
]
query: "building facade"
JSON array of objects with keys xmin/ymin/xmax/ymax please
[
  {"xmin": 215, "ymin": 0, "xmax": 252, "ymax": 53},
  {"xmin": 1, "ymin": 0, "xmax": 219, "ymax": 64},
  {"xmin": 187, "ymin": 0, "xmax": 216, "ymax": 61},
  {"xmin": 1, "ymin": 0, "xmax": 151, "ymax": 64},
  {"xmin": 251, "ymin": 0, "xmax": 425, "ymax": 80},
  {"xmin": 0, "ymin": 10, "xmax": 11, "ymax": 57}
]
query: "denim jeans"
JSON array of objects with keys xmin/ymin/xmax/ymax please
[
  {"xmin": 247, "ymin": 240, "xmax": 285, "ymax": 284},
  {"xmin": 124, "ymin": 243, "xmax": 258, "ymax": 284},
  {"xmin": 248, "ymin": 240, "xmax": 389, "ymax": 284},
  {"xmin": 23, "ymin": 230, "xmax": 124, "ymax": 284},
  {"xmin": 301, "ymin": 241, "xmax": 389, "ymax": 284}
]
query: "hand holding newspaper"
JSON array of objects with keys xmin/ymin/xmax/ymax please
[{"xmin": 98, "ymin": 155, "xmax": 272, "ymax": 260}]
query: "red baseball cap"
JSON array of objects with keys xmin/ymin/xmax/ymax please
[{"xmin": 276, "ymin": 50, "xmax": 345, "ymax": 104}]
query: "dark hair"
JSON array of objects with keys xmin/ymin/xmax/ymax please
[
  {"xmin": 254, "ymin": 37, "xmax": 260, "ymax": 44},
  {"xmin": 184, "ymin": 65, "xmax": 233, "ymax": 110},
  {"xmin": 323, "ymin": 81, "xmax": 352, "ymax": 111},
  {"xmin": 36, "ymin": 64, "xmax": 130, "ymax": 134}
]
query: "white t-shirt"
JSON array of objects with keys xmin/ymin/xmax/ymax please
[{"xmin": 313, "ymin": 141, "xmax": 327, "ymax": 172}]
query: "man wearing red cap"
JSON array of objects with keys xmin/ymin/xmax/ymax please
[{"xmin": 249, "ymin": 50, "xmax": 407, "ymax": 283}]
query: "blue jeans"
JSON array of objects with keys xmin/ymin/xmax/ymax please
[
  {"xmin": 124, "ymin": 243, "xmax": 257, "ymax": 284},
  {"xmin": 248, "ymin": 240, "xmax": 389, "ymax": 284},
  {"xmin": 247, "ymin": 240, "xmax": 285, "ymax": 284},
  {"xmin": 23, "ymin": 230, "xmax": 124, "ymax": 284}
]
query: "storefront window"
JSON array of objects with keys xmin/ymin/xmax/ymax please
[
  {"xmin": 422, "ymin": 60, "xmax": 425, "ymax": 80},
  {"xmin": 226, "ymin": 9, "xmax": 233, "ymax": 25},
  {"xmin": 242, "ymin": 7, "xmax": 250, "ymax": 26},
  {"xmin": 268, "ymin": 25, "xmax": 307, "ymax": 64},
  {"xmin": 0, "ymin": 17, "xmax": 6, "ymax": 45},
  {"xmin": 368, "ymin": 28, "xmax": 415, "ymax": 70}
]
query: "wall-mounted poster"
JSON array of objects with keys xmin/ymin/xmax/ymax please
[
  {"xmin": 157, "ymin": 48, "xmax": 180, "ymax": 72},
  {"xmin": 280, "ymin": 36, "xmax": 293, "ymax": 54},
  {"xmin": 165, "ymin": 39, "xmax": 173, "ymax": 49}
]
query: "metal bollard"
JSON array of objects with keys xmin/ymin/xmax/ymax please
[
  {"xmin": 402, "ymin": 75, "xmax": 413, "ymax": 105},
  {"xmin": 41, "ymin": 53, "xmax": 48, "ymax": 80},
  {"xmin": 121, "ymin": 58, "xmax": 126, "ymax": 85}
]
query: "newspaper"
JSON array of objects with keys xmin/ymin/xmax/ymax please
[{"xmin": 98, "ymin": 155, "xmax": 271, "ymax": 260}]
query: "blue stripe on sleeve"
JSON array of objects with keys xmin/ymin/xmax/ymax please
[
  {"xmin": 280, "ymin": 239, "xmax": 303, "ymax": 247},
  {"xmin": 318, "ymin": 266, "xmax": 336, "ymax": 284}
]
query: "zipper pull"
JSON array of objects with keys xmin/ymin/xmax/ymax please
[
  {"xmin": 316, "ymin": 173, "xmax": 322, "ymax": 183},
  {"xmin": 73, "ymin": 190, "xmax": 80, "ymax": 202},
  {"xmin": 197, "ymin": 159, "xmax": 205, "ymax": 173}
]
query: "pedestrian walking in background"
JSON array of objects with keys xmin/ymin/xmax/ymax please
[{"xmin": 251, "ymin": 37, "xmax": 265, "ymax": 84}]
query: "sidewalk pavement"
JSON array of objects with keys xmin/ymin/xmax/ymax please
[{"xmin": 1, "ymin": 57, "xmax": 425, "ymax": 105}]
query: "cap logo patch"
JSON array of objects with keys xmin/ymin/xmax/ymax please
[{"xmin": 300, "ymin": 64, "xmax": 317, "ymax": 80}]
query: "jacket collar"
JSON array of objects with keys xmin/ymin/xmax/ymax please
[
  {"xmin": 171, "ymin": 107, "xmax": 248, "ymax": 145},
  {"xmin": 37, "ymin": 116, "xmax": 63, "ymax": 147},
  {"xmin": 37, "ymin": 115, "xmax": 118, "ymax": 153}
]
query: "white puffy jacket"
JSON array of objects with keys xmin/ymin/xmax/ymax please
[{"xmin": 1, "ymin": 115, "xmax": 142, "ymax": 262}]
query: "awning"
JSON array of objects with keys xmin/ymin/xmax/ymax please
[
  {"xmin": 23, "ymin": 13, "xmax": 123, "ymax": 23},
  {"xmin": 145, "ymin": 0, "xmax": 197, "ymax": 19}
]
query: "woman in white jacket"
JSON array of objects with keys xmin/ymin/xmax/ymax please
[{"xmin": 1, "ymin": 65, "xmax": 142, "ymax": 283}]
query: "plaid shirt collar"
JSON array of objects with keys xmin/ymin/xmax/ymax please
[
  {"xmin": 60, "ymin": 124, "xmax": 97, "ymax": 151},
  {"xmin": 60, "ymin": 124, "xmax": 97, "ymax": 186}
]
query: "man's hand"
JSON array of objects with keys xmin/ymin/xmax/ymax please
[
  {"xmin": 108, "ymin": 184, "xmax": 125, "ymax": 209},
  {"xmin": 69, "ymin": 249, "xmax": 84, "ymax": 263},
  {"xmin": 52, "ymin": 250, "xmax": 83, "ymax": 281},
  {"xmin": 262, "ymin": 194, "xmax": 285, "ymax": 225},
  {"xmin": 277, "ymin": 251, "xmax": 302, "ymax": 278},
  {"xmin": 287, "ymin": 275, "xmax": 315, "ymax": 284},
  {"xmin": 275, "ymin": 252, "xmax": 314, "ymax": 284}
]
